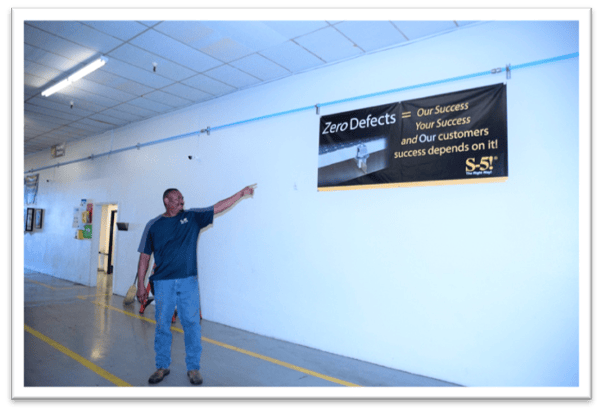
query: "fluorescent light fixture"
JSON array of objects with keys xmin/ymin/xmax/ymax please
[
  {"xmin": 68, "ymin": 57, "xmax": 107, "ymax": 82},
  {"xmin": 41, "ymin": 79, "xmax": 71, "ymax": 97},
  {"xmin": 41, "ymin": 56, "xmax": 108, "ymax": 97}
]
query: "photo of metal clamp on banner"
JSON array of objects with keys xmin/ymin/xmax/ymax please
[{"xmin": 317, "ymin": 136, "xmax": 389, "ymax": 187}]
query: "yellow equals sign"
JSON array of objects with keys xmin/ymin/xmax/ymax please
[{"xmin": 402, "ymin": 111, "xmax": 411, "ymax": 118}]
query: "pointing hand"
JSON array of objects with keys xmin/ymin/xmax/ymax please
[{"xmin": 244, "ymin": 184, "xmax": 257, "ymax": 197}]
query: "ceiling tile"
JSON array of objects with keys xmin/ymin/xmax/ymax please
[
  {"xmin": 101, "ymin": 57, "xmax": 175, "ymax": 89},
  {"xmin": 27, "ymin": 96, "xmax": 93, "ymax": 117},
  {"xmin": 200, "ymin": 21, "xmax": 288, "ymax": 52},
  {"xmin": 24, "ymin": 44, "xmax": 79, "ymax": 72},
  {"xmin": 456, "ymin": 21, "xmax": 478, "ymax": 27},
  {"xmin": 26, "ymin": 111, "xmax": 71, "ymax": 126},
  {"xmin": 71, "ymin": 25, "xmax": 121, "ymax": 54},
  {"xmin": 26, "ymin": 21, "xmax": 86, "ymax": 39},
  {"xmin": 34, "ymin": 133, "xmax": 63, "ymax": 143},
  {"xmin": 24, "ymin": 124, "xmax": 47, "ymax": 136},
  {"xmin": 57, "ymin": 85, "xmax": 124, "ymax": 108},
  {"xmin": 89, "ymin": 113, "xmax": 129, "ymax": 126},
  {"xmin": 81, "ymin": 21, "xmax": 149, "ymax": 41},
  {"xmin": 24, "ymin": 86, "xmax": 39, "ymax": 99},
  {"xmin": 25, "ymin": 24, "xmax": 98, "ymax": 62},
  {"xmin": 335, "ymin": 21, "xmax": 408, "ymax": 51},
  {"xmin": 100, "ymin": 108, "xmax": 144, "ymax": 122},
  {"xmin": 295, "ymin": 27, "xmax": 363, "ymax": 63},
  {"xmin": 391, "ymin": 21, "xmax": 458, "ymax": 40},
  {"xmin": 130, "ymin": 30, "xmax": 222, "ymax": 72},
  {"xmin": 199, "ymin": 37, "xmax": 255, "ymax": 63},
  {"xmin": 153, "ymin": 21, "xmax": 222, "ymax": 50},
  {"xmin": 137, "ymin": 21, "xmax": 161, "ymax": 27},
  {"xmin": 76, "ymin": 118, "xmax": 115, "ymax": 131},
  {"xmin": 69, "ymin": 78, "xmax": 137, "ymax": 103},
  {"xmin": 66, "ymin": 124, "xmax": 102, "ymax": 136},
  {"xmin": 115, "ymin": 103, "xmax": 157, "ymax": 118},
  {"xmin": 25, "ymin": 103, "xmax": 82, "ymax": 121},
  {"xmin": 44, "ymin": 92, "xmax": 108, "ymax": 114},
  {"xmin": 230, "ymin": 54, "xmax": 290, "ymax": 81},
  {"xmin": 25, "ymin": 59, "xmax": 64, "ymax": 83},
  {"xmin": 108, "ymin": 44, "xmax": 197, "ymax": 81},
  {"xmin": 30, "ymin": 21, "xmax": 123, "ymax": 53},
  {"xmin": 24, "ymin": 119, "xmax": 49, "ymax": 131},
  {"xmin": 203, "ymin": 65, "xmax": 261, "ymax": 89},
  {"xmin": 262, "ymin": 21, "xmax": 329, "ymax": 39},
  {"xmin": 24, "ymin": 43, "xmax": 47, "ymax": 61},
  {"xmin": 182, "ymin": 74, "xmax": 236, "ymax": 96},
  {"xmin": 143, "ymin": 90, "xmax": 193, "ymax": 108},
  {"xmin": 127, "ymin": 96, "xmax": 174, "ymax": 113},
  {"xmin": 161, "ymin": 83, "xmax": 213, "ymax": 102},
  {"xmin": 24, "ymin": 73, "xmax": 53, "ymax": 89},
  {"xmin": 260, "ymin": 41, "xmax": 325, "ymax": 72},
  {"xmin": 24, "ymin": 121, "xmax": 55, "ymax": 134},
  {"xmin": 84, "ymin": 70, "xmax": 154, "ymax": 96}
]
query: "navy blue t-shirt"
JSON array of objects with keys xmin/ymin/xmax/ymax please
[{"xmin": 138, "ymin": 207, "xmax": 214, "ymax": 281}]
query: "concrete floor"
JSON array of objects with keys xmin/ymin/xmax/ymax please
[{"xmin": 23, "ymin": 268, "xmax": 460, "ymax": 388}]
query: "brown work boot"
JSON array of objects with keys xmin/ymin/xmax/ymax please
[
  {"xmin": 148, "ymin": 368, "xmax": 170, "ymax": 384},
  {"xmin": 187, "ymin": 369, "xmax": 203, "ymax": 385}
]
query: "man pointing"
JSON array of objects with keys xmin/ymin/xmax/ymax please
[{"xmin": 136, "ymin": 184, "xmax": 256, "ymax": 385}]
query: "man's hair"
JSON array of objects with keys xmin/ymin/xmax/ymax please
[{"xmin": 163, "ymin": 188, "xmax": 179, "ymax": 206}]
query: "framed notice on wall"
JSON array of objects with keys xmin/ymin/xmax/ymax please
[
  {"xmin": 317, "ymin": 83, "xmax": 508, "ymax": 191},
  {"xmin": 25, "ymin": 208, "xmax": 34, "ymax": 231},
  {"xmin": 35, "ymin": 209, "xmax": 44, "ymax": 229}
]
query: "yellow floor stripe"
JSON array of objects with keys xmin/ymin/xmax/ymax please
[
  {"xmin": 24, "ymin": 324, "xmax": 131, "ymax": 387},
  {"xmin": 202, "ymin": 337, "xmax": 360, "ymax": 387},
  {"xmin": 90, "ymin": 300, "xmax": 360, "ymax": 387},
  {"xmin": 25, "ymin": 278, "xmax": 81, "ymax": 291},
  {"xmin": 76, "ymin": 293, "xmax": 112, "ymax": 300},
  {"xmin": 91, "ymin": 300, "xmax": 157, "ymax": 324},
  {"xmin": 25, "ymin": 279, "xmax": 57, "ymax": 290}
]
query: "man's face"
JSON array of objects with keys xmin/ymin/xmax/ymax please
[{"xmin": 165, "ymin": 190, "xmax": 184, "ymax": 214}]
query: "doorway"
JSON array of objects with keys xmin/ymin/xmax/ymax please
[
  {"xmin": 98, "ymin": 204, "xmax": 118, "ymax": 275},
  {"xmin": 107, "ymin": 210, "xmax": 117, "ymax": 274}
]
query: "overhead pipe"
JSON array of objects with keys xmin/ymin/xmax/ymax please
[{"xmin": 24, "ymin": 52, "xmax": 578, "ymax": 175}]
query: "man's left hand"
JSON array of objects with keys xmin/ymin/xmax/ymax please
[{"xmin": 242, "ymin": 184, "xmax": 257, "ymax": 197}]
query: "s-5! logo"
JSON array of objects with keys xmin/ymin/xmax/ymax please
[
  {"xmin": 466, "ymin": 156, "xmax": 498, "ymax": 176},
  {"xmin": 466, "ymin": 156, "xmax": 497, "ymax": 172}
]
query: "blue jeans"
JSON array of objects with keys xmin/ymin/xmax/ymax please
[{"xmin": 153, "ymin": 276, "xmax": 202, "ymax": 371}]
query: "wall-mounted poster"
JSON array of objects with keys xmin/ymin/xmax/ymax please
[
  {"xmin": 82, "ymin": 224, "xmax": 92, "ymax": 239},
  {"xmin": 25, "ymin": 208, "xmax": 34, "ymax": 231},
  {"xmin": 72, "ymin": 207, "xmax": 80, "ymax": 228},
  {"xmin": 24, "ymin": 174, "xmax": 39, "ymax": 205},
  {"xmin": 86, "ymin": 203, "xmax": 93, "ymax": 223},
  {"xmin": 317, "ymin": 84, "xmax": 508, "ymax": 191},
  {"xmin": 35, "ymin": 209, "xmax": 44, "ymax": 229}
]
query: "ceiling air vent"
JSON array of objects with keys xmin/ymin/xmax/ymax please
[{"xmin": 51, "ymin": 144, "xmax": 66, "ymax": 158}]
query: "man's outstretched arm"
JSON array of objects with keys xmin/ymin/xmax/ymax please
[{"xmin": 214, "ymin": 184, "xmax": 257, "ymax": 216}]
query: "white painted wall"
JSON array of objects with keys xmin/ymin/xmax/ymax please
[{"xmin": 23, "ymin": 21, "xmax": 580, "ymax": 387}]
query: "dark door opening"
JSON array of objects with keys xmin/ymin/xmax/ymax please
[{"xmin": 107, "ymin": 210, "xmax": 117, "ymax": 274}]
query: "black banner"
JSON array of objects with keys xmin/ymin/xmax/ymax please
[{"xmin": 317, "ymin": 84, "xmax": 508, "ymax": 190}]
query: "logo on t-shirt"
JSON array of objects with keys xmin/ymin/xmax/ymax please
[{"xmin": 180, "ymin": 217, "xmax": 188, "ymax": 225}]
